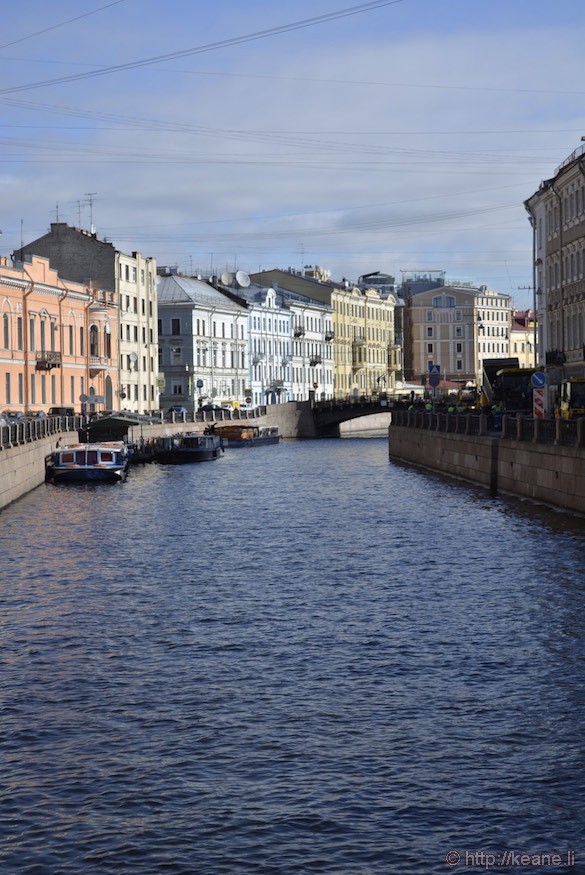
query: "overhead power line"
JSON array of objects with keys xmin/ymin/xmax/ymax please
[
  {"xmin": 0, "ymin": 1, "xmax": 128, "ymax": 52},
  {"xmin": 0, "ymin": 0, "xmax": 405, "ymax": 95}
]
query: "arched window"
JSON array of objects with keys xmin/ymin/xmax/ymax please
[{"xmin": 3, "ymin": 312, "xmax": 9, "ymax": 349}]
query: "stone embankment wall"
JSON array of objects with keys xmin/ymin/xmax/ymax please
[
  {"xmin": 0, "ymin": 433, "xmax": 74, "ymax": 511},
  {"xmin": 389, "ymin": 423, "xmax": 585, "ymax": 515},
  {"xmin": 0, "ymin": 403, "xmax": 317, "ymax": 512},
  {"xmin": 388, "ymin": 425, "xmax": 498, "ymax": 490}
]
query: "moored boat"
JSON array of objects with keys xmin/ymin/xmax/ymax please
[
  {"xmin": 210, "ymin": 423, "xmax": 281, "ymax": 448},
  {"xmin": 156, "ymin": 432, "xmax": 223, "ymax": 464},
  {"xmin": 45, "ymin": 441, "xmax": 130, "ymax": 483}
]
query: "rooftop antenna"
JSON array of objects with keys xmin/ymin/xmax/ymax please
[
  {"xmin": 51, "ymin": 203, "xmax": 60, "ymax": 222},
  {"xmin": 72, "ymin": 199, "xmax": 83, "ymax": 226},
  {"xmin": 85, "ymin": 192, "xmax": 97, "ymax": 232},
  {"xmin": 20, "ymin": 219, "xmax": 23, "ymax": 249}
]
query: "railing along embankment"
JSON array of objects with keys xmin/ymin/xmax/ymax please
[{"xmin": 389, "ymin": 409, "xmax": 585, "ymax": 515}]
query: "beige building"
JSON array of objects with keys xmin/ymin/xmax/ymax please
[
  {"xmin": 332, "ymin": 284, "xmax": 399, "ymax": 398},
  {"xmin": 510, "ymin": 310, "xmax": 537, "ymax": 369},
  {"xmin": 405, "ymin": 283, "xmax": 512, "ymax": 387},
  {"xmin": 16, "ymin": 223, "xmax": 159, "ymax": 413},
  {"xmin": 525, "ymin": 143, "xmax": 585, "ymax": 378}
]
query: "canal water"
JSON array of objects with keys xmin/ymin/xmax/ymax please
[{"xmin": 1, "ymin": 438, "xmax": 584, "ymax": 874}]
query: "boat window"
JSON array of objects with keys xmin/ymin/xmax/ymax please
[
  {"xmin": 100, "ymin": 451, "xmax": 114, "ymax": 462},
  {"xmin": 61, "ymin": 452, "xmax": 75, "ymax": 462},
  {"xmin": 86, "ymin": 451, "xmax": 99, "ymax": 464}
]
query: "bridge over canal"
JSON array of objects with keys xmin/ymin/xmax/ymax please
[{"xmin": 260, "ymin": 397, "xmax": 393, "ymax": 438}]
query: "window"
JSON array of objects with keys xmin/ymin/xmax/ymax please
[
  {"xmin": 171, "ymin": 318, "xmax": 181, "ymax": 336},
  {"xmin": 456, "ymin": 360, "xmax": 463, "ymax": 371},
  {"xmin": 427, "ymin": 343, "xmax": 433, "ymax": 353},
  {"xmin": 455, "ymin": 310, "xmax": 462, "ymax": 321},
  {"xmin": 5, "ymin": 372, "xmax": 10, "ymax": 404},
  {"xmin": 17, "ymin": 317, "xmax": 23, "ymax": 351},
  {"xmin": 29, "ymin": 317, "xmax": 35, "ymax": 351},
  {"xmin": 3, "ymin": 313, "xmax": 9, "ymax": 349},
  {"xmin": 158, "ymin": 319, "xmax": 162, "ymax": 335},
  {"xmin": 455, "ymin": 327, "xmax": 462, "ymax": 337},
  {"xmin": 171, "ymin": 346, "xmax": 182, "ymax": 365},
  {"xmin": 456, "ymin": 343, "xmax": 462, "ymax": 353},
  {"xmin": 427, "ymin": 327, "xmax": 433, "ymax": 337},
  {"xmin": 89, "ymin": 325, "xmax": 99, "ymax": 357}
]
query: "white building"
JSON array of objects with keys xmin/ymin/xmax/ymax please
[{"xmin": 157, "ymin": 271, "xmax": 248, "ymax": 411}]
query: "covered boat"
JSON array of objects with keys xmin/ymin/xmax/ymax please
[
  {"xmin": 45, "ymin": 441, "xmax": 130, "ymax": 483},
  {"xmin": 156, "ymin": 432, "xmax": 223, "ymax": 464},
  {"xmin": 210, "ymin": 424, "xmax": 281, "ymax": 448}
]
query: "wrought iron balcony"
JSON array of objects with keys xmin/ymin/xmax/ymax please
[
  {"xmin": 35, "ymin": 350, "xmax": 62, "ymax": 370},
  {"xmin": 325, "ymin": 331, "xmax": 335, "ymax": 342},
  {"xmin": 310, "ymin": 355, "xmax": 322, "ymax": 366},
  {"xmin": 293, "ymin": 326, "xmax": 305, "ymax": 337}
]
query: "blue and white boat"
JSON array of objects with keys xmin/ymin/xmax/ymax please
[{"xmin": 46, "ymin": 441, "xmax": 130, "ymax": 483}]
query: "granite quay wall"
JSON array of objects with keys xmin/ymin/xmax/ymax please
[
  {"xmin": 389, "ymin": 409, "xmax": 585, "ymax": 515},
  {"xmin": 0, "ymin": 432, "xmax": 75, "ymax": 511},
  {"xmin": 388, "ymin": 413, "xmax": 498, "ymax": 490},
  {"xmin": 0, "ymin": 403, "xmax": 314, "ymax": 511}
]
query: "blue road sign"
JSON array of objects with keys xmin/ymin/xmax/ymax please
[
  {"xmin": 429, "ymin": 364, "xmax": 441, "ymax": 388},
  {"xmin": 530, "ymin": 371, "xmax": 546, "ymax": 389}
]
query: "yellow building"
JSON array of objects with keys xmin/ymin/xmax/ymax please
[
  {"xmin": 332, "ymin": 285, "xmax": 399, "ymax": 398},
  {"xmin": 250, "ymin": 268, "xmax": 399, "ymax": 399}
]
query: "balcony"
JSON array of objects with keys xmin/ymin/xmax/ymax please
[
  {"xmin": 310, "ymin": 355, "xmax": 322, "ymax": 367},
  {"xmin": 325, "ymin": 331, "xmax": 335, "ymax": 342},
  {"xmin": 252, "ymin": 354, "xmax": 265, "ymax": 366},
  {"xmin": 89, "ymin": 355, "xmax": 108, "ymax": 376},
  {"xmin": 35, "ymin": 350, "xmax": 62, "ymax": 371},
  {"xmin": 293, "ymin": 326, "xmax": 305, "ymax": 337}
]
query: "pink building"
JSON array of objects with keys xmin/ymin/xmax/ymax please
[{"xmin": 0, "ymin": 255, "xmax": 118, "ymax": 414}]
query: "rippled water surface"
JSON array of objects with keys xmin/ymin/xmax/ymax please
[{"xmin": 1, "ymin": 438, "xmax": 584, "ymax": 874}]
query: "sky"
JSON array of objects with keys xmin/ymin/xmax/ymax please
[{"xmin": 1, "ymin": 0, "xmax": 585, "ymax": 309}]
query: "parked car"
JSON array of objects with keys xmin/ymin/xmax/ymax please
[
  {"xmin": 48, "ymin": 406, "xmax": 75, "ymax": 416},
  {"xmin": 199, "ymin": 404, "xmax": 231, "ymax": 413},
  {"xmin": 2, "ymin": 410, "xmax": 25, "ymax": 423},
  {"xmin": 26, "ymin": 410, "xmax": 48, "ymax": 419},
  {"xmin": 165, "ymin": 405, "xmax": 188, "ymax": 419}
]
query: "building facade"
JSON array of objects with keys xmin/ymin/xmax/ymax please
[
  {"xmin": 157, "ymin": 271, "xmax": 248, "ymax": 411},
  {"xmin": 15, "ymin": 223, "xmax": 158, "ymax": 413},
  {"xmin": 525, "ymin": 143, "xmax": 585, "ymax": 379},
  {"xmin": 405, "ymin": 284, "xmax": 511, "ymax": 387},
  {"xmin": 1, "ymin": 255, "xmax": 118, "ymax": 412},
  {"xmin": 250, "ymin": 268, "xmax": 398, "ymax": 399}
]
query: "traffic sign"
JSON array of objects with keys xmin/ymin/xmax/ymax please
[
  {"xmin": 428, "ymin": 364, "xmax": 441, "ymax": 388},
  {"xmin": 245, "ymin": 396, "xmax": 252, "ymax": 403},
  {"xmin": 533, "ymin": 387, "xmax": 545, "ymax": 418},
  {"xmin": 530, "ymin": 371, "xmax": 546, "ymax": 389}
]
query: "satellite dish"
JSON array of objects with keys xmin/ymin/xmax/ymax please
[
  {"xmin": 129, "ymin": 352, "xmax": 138, "ymax": 362},
  {"xmin": 235, "ymin": 270, "xmax": 250, "ymax": 288},
  {"xmin": 220, "ymin": 271, "xmax": 233, "ymax": 286}
]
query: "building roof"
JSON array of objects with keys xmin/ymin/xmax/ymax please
[
  {"xmin": 249, "ymin": 269, "xmax": 344, "ymax": 305},
  {"xmin": 157, "ymin": 274, "xmax": 247, "ymax": 311}
]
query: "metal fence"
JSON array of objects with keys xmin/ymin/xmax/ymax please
[
  {"xmin": 0, "ymin": 415, "xmax": 86, "ymax": 452},
  {"xmin": 0, "ymin": 407, "xmax": 269, "ymax": 453},
  {"xmin": 392, "ymin": 408, "xmax": 585, "ymax": 449}
]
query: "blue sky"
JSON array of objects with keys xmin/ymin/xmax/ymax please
[{"xmin": 2, "ymin": 0, "xmax": 585, "ymax": 307}]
